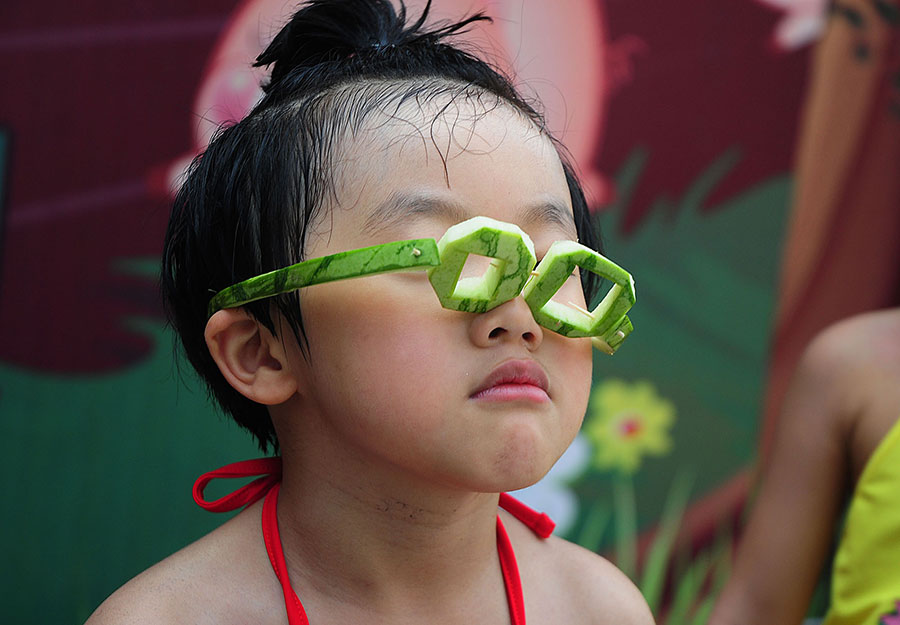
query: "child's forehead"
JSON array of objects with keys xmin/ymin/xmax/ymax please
[
  {"xmin": 336, "ymin": 82, "xmax": 548, "ymax": 159},
  {"xmin": 308, "ymin": 114, "xmax": 572, "ymax": 257},
  {"xmin": 342, "ymin": 107, "xmax": 557, "ymax": 185},
  {"xmin": 298, "ymin": 81, "xmax": 571, "ymax": 253}
]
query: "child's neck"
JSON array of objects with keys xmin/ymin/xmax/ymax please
[{"xmin": 271, "ymin": 445, "xmax": 510, "ymax": 619}]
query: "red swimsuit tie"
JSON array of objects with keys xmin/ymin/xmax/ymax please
[
  {"xmin": 192, "ymin": 457, "xmax": 282, "ymax": 511},
  {"xmin": 193, "ymin": 459, "xmax": 555, "ymax": 625},
  {"xmin": 193, "ymin": 458, "xmax": 310, "ymax": 624}
]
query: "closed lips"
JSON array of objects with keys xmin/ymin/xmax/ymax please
[{"xmin": 471, "ymin": 360, "xmax": 550, "ymax": 401}]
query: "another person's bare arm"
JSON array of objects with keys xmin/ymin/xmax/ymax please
[{"xmin": 709, "ymin": 310, "xmax": 900, "ymax": 625}]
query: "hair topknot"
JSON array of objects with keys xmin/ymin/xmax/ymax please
[{"xmin": 255, "ymin": 0, "xmax": 490, "ymax": 91}]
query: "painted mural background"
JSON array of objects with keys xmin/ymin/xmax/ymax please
[{"xmin": 1, "ymin": 0, "xmax": 897, "ymax": 622}]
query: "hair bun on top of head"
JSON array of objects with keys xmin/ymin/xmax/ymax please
[{"xmin": 254, "ymin": 0, "xmax": 489, "ymax": 90}]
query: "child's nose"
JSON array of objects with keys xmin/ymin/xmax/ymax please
[{"xmin": 468, "ymin": 295, "xmax": 544, "ymax": 350}]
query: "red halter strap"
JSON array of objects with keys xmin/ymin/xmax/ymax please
[
  {"xmin": 192, "ymin": 458, "xmax": 555, "ymax": 625},
  {"xmin": 192, "ymin": 457, "xmax": 282, "ymax": 512},
  {"xmin": 262, "ymin": 484, "xmax": 310, "ymax": 625},
  {"xmin": 499, "ymin": 492, "xmax": 556, "ymax": 539}
]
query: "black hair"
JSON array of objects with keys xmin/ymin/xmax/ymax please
[{"xmin": 161, "ymin": 0, "xmax": 602, "ymax": 452}]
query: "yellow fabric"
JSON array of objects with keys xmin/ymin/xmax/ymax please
[{"xmin": 823, "ymin": 417, "xmax": 900, "ymax": 625}]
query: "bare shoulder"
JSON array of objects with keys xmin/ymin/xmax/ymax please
[
  {"xmin": 85, "ymin": 503, "xmax": 278, "ymax": 625},
  {"xmin": 802, "ymin": 308, "xmax": 900, "ymax": 378},
  {"xmin": 540, "ymin": 536, "xmax": 655, "ymax": 624},
  {"xmin": 786, "ymin": 308, "xmax": 900, "ymax": 426},
  {"xmin": 84, "ymin": 553, "xmax": 203, "ymax": 625},
  {"xmin": 793, "ymin": 308, "xmax": 900, "ymax": 475},
  {"xmin": 505, "ymin": 512, "xmax": 654, "ymax": 624}
]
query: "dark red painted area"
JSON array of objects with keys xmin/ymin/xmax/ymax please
[
  {"xmin": 595, "ymin": 0, "xmax": 809, "ymax": 231},
  {"xmin": 0, "ymin": 3, "xmax": 239, "ymax": 372},
  {"xmin": 0, "ymin": 0, "xmax": 808, "ymax": 373}
]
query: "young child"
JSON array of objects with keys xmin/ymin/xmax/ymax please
[
  {"xmin": 708, "ymin": 307, "xmax": 900, "ymax": 625},
  {"xmin": 87, "ymin": 1, "xmax": 653, "ymax": 623}
]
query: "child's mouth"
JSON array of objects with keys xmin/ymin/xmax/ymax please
[{"xmin": 471, "ymin": 360, "xmax": 550, "ymax": 403}]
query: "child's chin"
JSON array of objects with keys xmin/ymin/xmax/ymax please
[
  {"xmin": 487, "ymin": 442, "xmax": 561, "ymax": 492},
  {"xmin": 496, "ymin": 472, "xmax": 549, "ymax": 494}
]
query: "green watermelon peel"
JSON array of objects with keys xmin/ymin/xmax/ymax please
[
  {"xmin": 206, "ymin": 217, "xmax": 635, "ymax": 353},
  {"xmin": 207, "ymin": 238, "xmax": 441, "ymax": 316},
  {"xmin": 522, "ymin": 239, "xmax": 635, "ymax": 353},
  {"xmin": 427, "ymin": 216, "xmax": 536, "ymax": 314}
]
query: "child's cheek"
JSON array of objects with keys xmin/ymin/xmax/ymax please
[{"xmin": 307, "ymin": 273, "xmax": 455, "ymax": 356}]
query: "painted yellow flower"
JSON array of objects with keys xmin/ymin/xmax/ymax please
[{"xmin": 585, "ymin": 379, "xmax": 675, "ymax": 474}]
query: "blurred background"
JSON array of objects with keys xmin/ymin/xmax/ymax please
[{"xmin": 1, "ymin": 0, "xmax": 898, "ymax": 622}]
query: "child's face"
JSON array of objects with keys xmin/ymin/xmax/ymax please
[{"xmin": 284, "ymin": 101, "xmax": 593, "ymax": 494}]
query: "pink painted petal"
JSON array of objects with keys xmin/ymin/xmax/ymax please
[{"xmin": 880, "ymin": 601, "xmax": 900, "ymax": 625}]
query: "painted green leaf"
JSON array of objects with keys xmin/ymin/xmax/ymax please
[{"xmin": 573, "ymin": 146, "xmax": 790, "ymax": 550}]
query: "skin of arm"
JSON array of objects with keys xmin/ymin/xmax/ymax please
[
  {"xmin": 708, "ymin": 321, "xmax": 856, "ymax": 625},
  {"xmin": 708, "ymin": 309, "xmax": 900, "ymax": 625}
]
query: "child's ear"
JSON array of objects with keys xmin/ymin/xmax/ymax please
[{"xmin": 205, "ymin": 308, "xmax": 298, "ymax": 405}]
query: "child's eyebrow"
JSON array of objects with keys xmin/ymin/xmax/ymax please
[
  {"xmin": 520, "ymin": 199, "xmax": 577, "ymax": 234},
  {"xmin": 362, "ymin": 191, "xmax": 576, "ymax": 237},
  {"xmin": 362, "ymin": 191, "xmax": 468, "ymax": 236}
]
